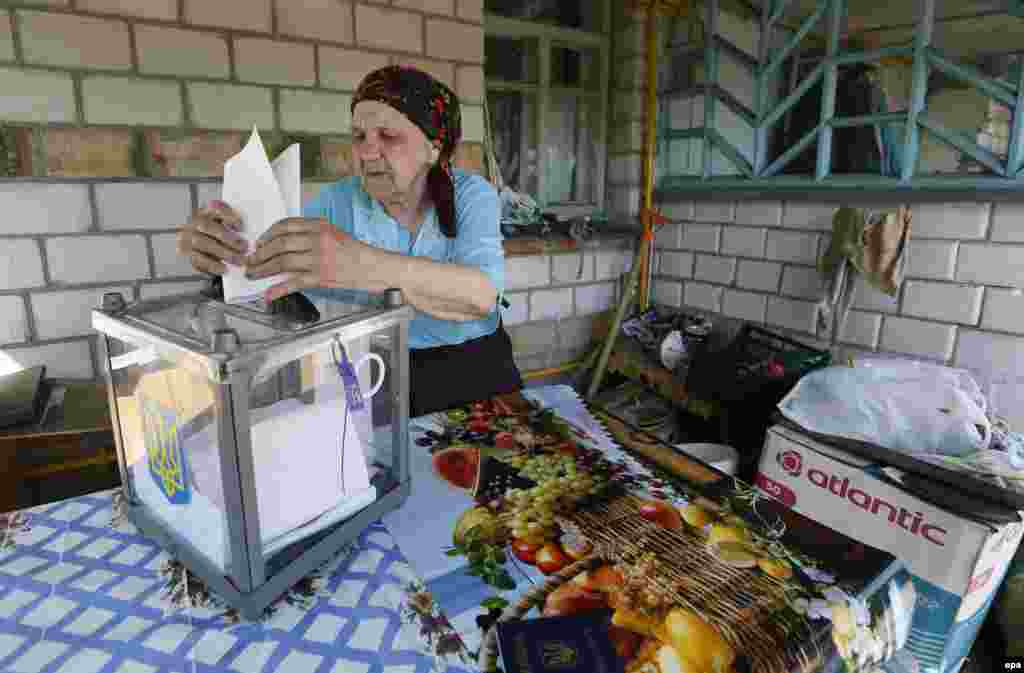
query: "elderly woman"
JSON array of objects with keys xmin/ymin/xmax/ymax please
[{"xmin": 177, "ymin": 66, "xmax": 522, "ymax": 416}]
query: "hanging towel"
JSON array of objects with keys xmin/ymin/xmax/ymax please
[{"xmin": 815, "ymin": 205, "xmax": 911, "ymax": 338}]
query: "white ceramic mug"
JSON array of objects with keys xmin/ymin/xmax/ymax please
[{"xmin": 343, "ymin": 345, "xmax": 386, "ymax": 401}]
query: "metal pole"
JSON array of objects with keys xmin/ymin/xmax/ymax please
[
  {"xmin": 1009, "ymin": 54, "xmax": 1024, "ymax": 175},
  {"xmin": 816, "ymin": 0, "xmax": 843, "ymax": 180},
  {"xmin": 638, "ymin": 2, "xmax": 660, "ymax": 312},
  {"xmin": 900, "ymin": 0, "xmax": 935, "ymax": 182},
  {"xmin": 702, "ymin": 0, "xmax": 719, "ymax": 178},
  {"xmin": 754, "ymin": 0, "xmax": 773, "ymax": 176}
]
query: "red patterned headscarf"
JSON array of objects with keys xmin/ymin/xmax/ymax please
[{"xmin": 352, "ymin": 65, "xmax": 462, "ymax": 238}]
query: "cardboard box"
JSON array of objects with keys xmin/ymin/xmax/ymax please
[{"xmin": 756, "ymin": 424, "xmax": 1024, "ymax": 673}]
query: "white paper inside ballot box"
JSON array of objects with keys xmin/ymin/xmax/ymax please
[{"xmin": 185, "ymin": 393, "xmax": 374, "ymax": 545}]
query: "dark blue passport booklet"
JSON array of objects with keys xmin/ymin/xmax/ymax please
[{"xmin": 495, "ymin": 609, "xmax": 624, "ymax": 673}]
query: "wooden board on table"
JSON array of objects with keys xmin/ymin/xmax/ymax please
[{"xmin": 0, "ymin": 382, "xmax": 117, "ymax": 512}]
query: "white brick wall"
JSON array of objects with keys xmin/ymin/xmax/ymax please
[
  {"xmin": 722, "ymin": 289, "xmax": 766, "ymax": 323},
  {"xmin": 594, "ymin": 249, "xmax": 633, "ymax": 282},
  {"xmin": 902, "ymin": 281, "xmax": 983, "ymax": 324},
  {"xmin": 721, "ymin": 226, "xmax": 765, "ymax": 258},
  {"xmin": 684, "ymin": 281, "xmax": 722, "ymax": 313},
  {"xmin": 657, "ymin": 251, "xmax": 693, "ymax": 278},
  {"xmin": 956, "ymin": 244, "xmax": 1024, "ymax": 287},
  {"xmin": 47, "ymin": 235, "xmax": 150, "ymax": 284},
  {"xmin": 780, "ymin": 266, "xmax": 823, "ymax": 300},
  {"xmin": 765, "ymin": 231, "xmax": 819, "ymax": 264},
  {"xmin": 31, "ymin": 285, "xmax": 133, "ymax": 339},
  {"xmin": 0, "ymin": 184, "xmax": 92, "ymax": 234},
  {"xmin": 575, "ymin": 283, "xmax": 616, "ymax": 316},
  {"xmin": 912, "ymin": 203, "xmax": 990, "ymax": 239},
  {"xmin": 694, "ymin": 255, "xmax": 735, "ymax": 285},
  {"xmin": 881, "ymin": 317, "xmax": 956, "ymax": 361},
  {"xmin": 95, "ymin": 183, "xmax": 192, "ymax": 231},
  {"xmin": 529, "ymin": 287, "xmax": 573, "ymax": 322},
  {"xmin": 838, "ymin": 311, "xmax": 882, "ymax": 349},
  {"xmin": 152, "ymin": 233, "xmax": 197, "ymax": 277},
  {"xmin": 139, "ymin": 280, "xmax": 206, "ymax": 300},
  {"xmin": 692, "ymin": 202, "xmax": 734, "ymax": 223},
  {"xmin": 782, "ymin": 203, "xmax": 835, "ymax": 231},
  {"xmin": 501, "ymin": 291, "xmax": 529, "ymax": 326},
  {"xmin": 653, "ymin": 279, "xmax": 682, "ymax": 307},
  {"xmin": 6, "ymin": 176, "xmax": 1024, "ymax": 390},
  {"xmin": 655, "ymin": 221, "xmax": 682, "ymax": 249},
  {"xmin": 3, "ymin": 341, "xmax": 96, "ymax": 379},
  {"xmin": 766, "ymin": 297, "xmax": 816, "ymax": 333},
  {"xmin": 852, "ymin": 278, "xmax": 899, "ymax": 313},
  {"xmin": 734, "ymin": 202, "xmax": 780, "ymax": 227},
  {"xmin": 0, "ymin": 67, "xmax": 76, "ymax": 123},
  {"xmin": 82, "ymin": 76, "xmax": 183, "ymax": 126},
  {"xmin": 0, "ymin": 240, "xmax": 45, "ymax": 290},
  {"xmin": 0, "ymin": 296, "xmax": 29, "ymax": 344},
  {"xmin": 981, "ymin": 288, "xmax": 1024, "ymax": 334},
  {"xmin": 906, "ymin": 240, "xmax": 957, "ymax": 280},
  {"xmin": 736, "ymin": 260, "xmax": 781, "ymax": 292},
  {"xmin": 990, "ymin": 203, "xmax": 1024, "ymax": 243},
  {"xmin": 552, "ymin": 253, "xmax": 593, "ymax": 284},
  {"xmin": 648, "ymin": 199, "xmax": 1024, "ymax": 392},
  {"xmin": 280, "ymin": 90, "xmax": 352, "ymax": 134},
  {"xmin": 681, "ymin": 223, "xmax": 720, "ymax": 252},
  {"xmin": 505, "ymin": 256, "xmax": 551, "ymax": 290}
]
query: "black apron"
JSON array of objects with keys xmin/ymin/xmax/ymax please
[{"xmin": 408, "ymin": 319, "xmax": 522, "ymax": 417}]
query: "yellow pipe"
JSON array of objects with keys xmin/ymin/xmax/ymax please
[
  {"xmin": 522, "ymin": 361, "xmax": 583, "ymax": 381},
  {"xmin": 638, "ymin": 3, "xmax": 660, "ymax": 312}
]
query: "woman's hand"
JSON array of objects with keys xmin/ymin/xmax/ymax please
[
  {"xmin": 177, "ymin": 200, "xmax": 249, "ymax": 275},
  {"xmin": 244, "ymin": 217, "xmax": 385, "ymax": 302}
]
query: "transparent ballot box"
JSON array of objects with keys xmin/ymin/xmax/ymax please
[{"xmin": 92, "ymin": 289, "xmax": 411, "ymax": 619}]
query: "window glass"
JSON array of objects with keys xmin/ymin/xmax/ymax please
[
  {"xmin": 484, "ymin": 36, "xmax": 539, "ymax": 83},
  {"xmin": 485, "ymin": 0, "xmax": 601, "ymax": 32},
  {"xmin": 550, "ymin": 45, "xmax": 600, "ymax": 90},
  {"xmin": 543, "ymin": 93, "xmax": 600, "ymax": 204},
  {"xmin": 488, "ymin": 91, "xmax": 539, "ymax": 196}
]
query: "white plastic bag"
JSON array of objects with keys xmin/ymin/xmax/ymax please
[{"xmin": 777, "ymin": 358, "xmax": 992, "ymax": 456}]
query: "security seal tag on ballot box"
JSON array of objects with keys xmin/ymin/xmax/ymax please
[{"xmin": 333, "ymin": 340, "xmax": 365, "ymax": 413}]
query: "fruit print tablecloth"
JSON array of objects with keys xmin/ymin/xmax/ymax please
[{"xmin": 386, "ymin": 385, "xmax": 918, "ymax": 673}]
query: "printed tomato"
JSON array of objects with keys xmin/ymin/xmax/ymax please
[
  {"xmin": 431, "ymin": 446, "xmax": 480, "ymax": 491},
  {"xmin": 510, "ymin": 538, "xmax": 541, "ymax": 565},
  {"xmin": 535, "ymin": 543, "xmax": 573, "ymax": 575},
  {"xmin": 494, "ymin": 432, "xmax": 516, "ymax": 450}
]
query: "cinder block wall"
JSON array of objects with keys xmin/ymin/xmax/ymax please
[
  {"xmin": 0, "ymin": 0, "xmax": 487, "ymax": 178},
  {"xmin": 651, "ymin": 200, "xmax": 1024, "ymax": 429},
  {"xmin": 602, "ymin": 2, "xmax": 1024, "ymax": 428},
  {"xmin": 0, "ymin": 0, "xmax": 492, "ymax": 379},
  {"xmin": 603, "ymin": 5, "xmax": 648, "ymax": 225},
  {"xmin": 501, "ymin": 240, "xmax": 635, "ymax": 375}
]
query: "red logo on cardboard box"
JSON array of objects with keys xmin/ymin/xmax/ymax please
[
  {"xmin": 777, "ymin": 450, "xmax": 803, "ymax": 477},
  {"xmin": 755, "ymin": 474, "xmax": 798, "ymax": 506},
  {"xmin": 763, "ymin": 450, "xmax": 950, "ymax": 547}
]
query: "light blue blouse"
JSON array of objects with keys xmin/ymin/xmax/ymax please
[{"xmin": 301, "ymin": 169, "xmax": 505, "ymax": 350}]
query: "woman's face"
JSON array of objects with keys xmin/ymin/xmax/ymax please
[{"xmin": 352, "ymin": 100, "xmax": 437, "ymax": 208}]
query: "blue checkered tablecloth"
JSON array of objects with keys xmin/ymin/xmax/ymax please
[{"xmin": 0, "ymin": 492, "xmax": 476, "ymax": 673}]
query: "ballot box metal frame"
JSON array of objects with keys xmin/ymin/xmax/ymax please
[{"xmin": 92, "ymin": 290, "xmax": 412, "ymax": 619}]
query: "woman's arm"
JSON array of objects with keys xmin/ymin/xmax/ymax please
[
  {"xmin": 375, "ymin": 250, "xmax": 496, "ymax": 321},
  {"xmin": 247, "ymin": 175, "xmax": 505, "ymax": 319},
  {"xmin": 366, "ymin": 172, "xmax": 503, "ymax": 322}
]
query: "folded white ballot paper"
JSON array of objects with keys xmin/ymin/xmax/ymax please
[
  {"xmin": 221, "ymin": 127, "xmax": 301, "ymax": 305},
  {"xmin": 184, "ymin": 387, "xmax": 375, "ymax": 547}
]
